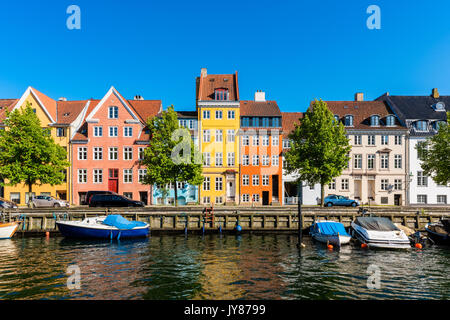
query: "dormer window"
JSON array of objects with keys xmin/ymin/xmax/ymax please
[
  {"xmin": 414, "ymin": 120, "xmax": 428, "ymax": 132},
  {"xmin": 344, "ymin": 115, "xmax": 354, "ymax": 127},
  {"xmin": 386, "ymin": 115, "xmax": 396, "ymax": 126},
  {"xmin": 333, "ymin": 115, "xmax": 340, "ymax": 123},
  {"xmin": 370, "ymin": 115, "xmax": 380, "ymax": 126},
  {"xmin": 432, "ymin": 102, "xmax": 446, "ymax": 112},
  {"xmin": 214, "ymin": 89, "xmax": 229, "ymax": 101},
  {"xmin": 433, "ymin": 120, "xmax": 446, "ymax": 131}
]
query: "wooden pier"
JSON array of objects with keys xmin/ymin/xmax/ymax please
[{"xmin": 1, "ymin": 206, "xmax": 449, "ymax": 236}]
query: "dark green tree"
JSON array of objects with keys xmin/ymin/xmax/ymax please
[
  {"xmin": 416, "ymin": 112, "xmax": 450, "ymax": 186},
  {"xmin": 141, "ymin": 106, "xmax": 203, "ymax": 206},
  {"xmin": 0, "ymin": 103, "xmax": 70, "ymax": 205},
  {"xmin": 285, "ymin": 99, "xmax": 351, "ymax": 206}
]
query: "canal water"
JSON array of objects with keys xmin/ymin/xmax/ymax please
[{"xmin": 0, "ymin": 234, "xmax": 448, "ymax": 300}]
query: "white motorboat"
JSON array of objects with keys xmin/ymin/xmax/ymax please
[
  {"xmin": 351, "ymin": 217, "xmax": 411, "ymax": 249},
  {"xmin": 0, "ymin": 222, "xmax": 20, "ymax": 239},
  {"xmin": 310, "ymin": 220, "xmax": 352, "ymax": 246}
]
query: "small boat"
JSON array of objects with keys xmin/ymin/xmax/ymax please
[
  {"xmin": 310, "ymin": 220, "xmax": 351, "ymax": 246},
  {"xmin": 351, "ymin": 217, "xmax": 411, "ymax": 249},
  {"xmin": 425, "ymin": 219, "xmax": 450, "ymax": 246},
  {"xmin": 0, "ymin": 222, "xmax": 20, "ymax": 239},
  {"xmin": 56, "ymin": 215, "xmax": 149, "ymax": 239}
]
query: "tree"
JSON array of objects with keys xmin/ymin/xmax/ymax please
[
  {"xmin": 0, "ymin": 103, "xmax": 70, "ymax": 205},
  {"xmin": 141, "ymin": 106, "xmax": 203, "ymax": 206},
  {"xmin": 285, "ymin": 99, "xmax": 351, "ymax": 206},
  {"xmin": 416, "ymin": 112, "xmax": 450, "ymax": 186}
]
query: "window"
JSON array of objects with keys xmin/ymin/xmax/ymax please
[
  {"xmin": 394, "ymin": 179, "xmax": 402, "ymax": 190},
  {"xmin": 138, "ymin": 147, "xmax": 145, "ymax": 160},
  {"xmin": 242, "ymin": 135, "xmax": 249, "ymax": 146},
  {"xmin": 179, "ymin": 119, "xmax": 187, "ymax": 128},
  {"xmin": 124, "ymin": 127, "xmax": 133, "ymax": 137},
  {"xmin": 415, "ymin": 121, "xmax": 428, "ymax": 132},
  {"xmin": 93, "ymin": 169, "xmax": 103, "ymax": 183},
  {"xmin": 214, "ymin": 89, "xmax": 229, "ymax": 101},
  {"xmin": 123, "ymin": 147, "xmax": 133, "ymax": 160},
  {"xmin": 262, "ymin": 155, "xmax": 270, "ymax": 166},
  {"xmin": 394, "ymin": 155, "xmax": 402, "ymax": 169},
  {"xmin": 215, "ymin": 152, "xmax": 223, "ymax": 166},
  {"xmin": 272, "ymin": 118, "xmax": 280, "ymax": 127},
  {"xmin": 227, "ymin": 152, "xmax": 235, "ymax": 166},
  {"xmin": 78, "ymin": 147, "xmax": 87, "ymax": 160},
  {"xmin": 437, "ymin": 195, "xmax": 447, "ymax": 204},
  {"xmin": 109, "ymin": 147, "xmax": 118, "ymax": 160},
  {"xmin": 354, "ymin": 154, "xmax": 362, "ymax": 169},
  {"xmin": 203, "ymin": 110, "xmax": 210, "ymax": 119},
  {"xmin": 215, "ymin": 177, "xmax": 223, "ymax": 191},
  {"xmin": 252, "ymin": 175, "xmax": 259, "ymax": 186},
  {"xmin": 10, "ymin": 193, "xmax": 20, "ymax": 204},
  {"xmin": 203, "ymin": 177, "xmax": 210, "ymax": 191},
  {"xmin": 381, "ymin": 179, "xmax": 389, "ymax": 190},
  {"xmin": 78, "ymin": 169, "xmax": 87, "ymax": 183},
  {"xmin": 242, "ymin": 154, "xmax": 249, "ymax": 166},
  {"xmin": 272, "ymin": 155, "xmax": 279, "ymax": 166},
  {"xmin": 227, "ymin": 110, "xmax": 235, "ymax": 119},
  {"xmin": 215, "ymin": 197, "xmax": 223, "ymax": 204},
  {"xmin": 368, "ymin": 135, "xmax": 375, "ymax": 145},
  {"xmin": 252, "ymin": 118, "xmax": 259, "ymax": 127},
  {"xmin": 242, "ymin": 194, "xmax": 250, "ymax": 202},
  {"xmin": 253, "ymin": 135, "xmax": 259, "ymax": 146},
  {"xmin": 242, "ymin": 175, "xmax": 249, "ymax": 186},
  {"xmin": 93, "ymin": 126, "xmax": 103, "ymax": 137},
  {"xmin": 123, "ymin": 169, "xmax": 133, "ymax": 183},
  {"xmin": 380, "ymin": 154, "xmax": 389, "ymax": 169},
  {"xmin": 93, "ymin": 147, "xmax": 103, "ymax": 160},
  {"xmin": 227, "ymin": 130, "xmax": 235, "ymax": 142},
  {"xmin": 262, "ymin": 135, "xmax": 269, "ymax": 146},
  {"xmin": 381, "ymin": 135, "xmax": 389, "ymax": 145},
  {"xmin": 417, "ymin": 141, "xmax": 428, "ymax": 160},
  {"xmin": 394, "ymin": 135, "xmax": 402, "ymax": 145},
  {"xmin": 417, "ymin": 195, "xmax": 427, "ymax": 204},
  {"xmin": 241, "ymin": 117, "xmax": 250, "ymax": 127},
  {"xmin": 189, "ymin": 120, "xmax": 196, "ymax": 130},
  {"xmin": 386, "ymin": 115, "xmax": 395, "ymax": 126},
  {"xmin": 138, "ymin": 169, "xmax": 147, "ymax": 183},
  {"xmin": 203, "ymin": 130, "xmax": 210, "ymax": 143},
  {"xmin": 341, "ymin": 179, "xmax": 349, "ymax": 190},
  {"xmin": 354, "ymin": 135, "xmax": 361, "ymax": 145},
  {"xmin": 417, "ymin": 171, "xmax": 428, "ymax": 187},
  {"xmin": 109, "ymin": 126, "xmax": 118, "ymax": 137},
  {"xmin": 381, "ymin": 197, "xmax": 389, "ymax": 204},
  {"xmin": 215, "ymin": 130, "xmax": 223, "ymax": 142},
  {"xmin": 203, "ymin": 153, "xmax": 210, "ymax": 166},
  {"xmin": 261, "ymin": 118, "xmax": 269, "ymax": 127},
  {"xmin": 123, "ymin": 192, "xmax": 133, "ymax": 199},
  {"xmin": 272, "ymin": 135, "xmax": 279, "ymax": 146},
  {"xmin": 370, "ymin": 115, "xmax": 380, "ymax": 126},
  {"xmin": 252, "ymin": 155, "xmax": 259, "ymax": 166},
  {"xmin": 344, "ymin": 115, "xmax": 354, "ymax": 126},
  {"xmin": 328, "ymin": 179, "xmax": 336, "ymax": 190},
  {"xmin": 283, "ymin": 139, "xmax": 290, "ymax": 149},
  {"xmin": 367, "ymin": 154, "xmax": 375, "ymax": 169},
  {"xmin": 108, "ymin": 106, "xmax": 118, "ymax": 119},
  {"xmin": 262, "ymin": 175, "xmax": 269, "ymax": 186},
  {"xmin": 56, "ymin": 127, "xmax": 66, "ymax": 137},
  {"xmin": 333, "ymin": 115, "xmax": 340, "ymax": 123},
  {"xmin": 203, "ymin": 197, "xmax": 210, "ymax": 204},
  {"xmin": 215, "ymin": 110, "xmax": 222, "ymax": 119},
  {"xmin": 253, "ymin": 194, "xmax": 260, "ymax": 202}
]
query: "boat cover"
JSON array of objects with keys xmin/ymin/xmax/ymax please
[
  {"xmin": 102, "ymin": 215, "xmax": 147, "ymax": 230},
  {"xmin": 314, "ymin": 222, "xmax": 350, "ymax": 236},
  {"xmin": 355, "ymin": 217, "xmax": 398, "ymax": 231}
]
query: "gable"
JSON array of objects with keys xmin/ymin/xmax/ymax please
[{"xmin": 13, "ymin": 88, "xmax": 56, "ymax": 125}]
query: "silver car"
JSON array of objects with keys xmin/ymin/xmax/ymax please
[{"xmin": 31, "ymin": 195, "xmax": 70, "ymax": 208}]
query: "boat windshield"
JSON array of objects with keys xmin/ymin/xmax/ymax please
[{"xmin": 355, "ymin": 217, "xmax": 399, "ymax": 231}]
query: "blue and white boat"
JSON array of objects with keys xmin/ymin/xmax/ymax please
[
  {"xmin": 310, "ymin": 220, "xmax": 352, "ymax": 246},
  {"xmin": 56, "ymin": 215, "xmax": 149, "ymax": 239}
]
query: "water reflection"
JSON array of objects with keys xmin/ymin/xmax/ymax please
[{"xmin": 0, "ymin": 235, "xmax": 447, "ymax": 300}]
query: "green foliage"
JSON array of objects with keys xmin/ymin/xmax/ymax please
[
  {"xmin": 0, "ymin": 103, "xmax": 70, "ymax": 194},
  {"xmin": 141, "ymin": 106, "xmax": 203, "ymax": 205},
  {"xmin": 416, "ymin": 112, "xmax": 450, "ymax": 185},
  {"xmin": 285, "ymin": 99, "xmax": 351, "ymax": 205}
]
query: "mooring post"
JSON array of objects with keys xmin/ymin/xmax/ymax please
[{"xmin": 297, "ymin": 181, "xmax": 304, "ymax": 248}]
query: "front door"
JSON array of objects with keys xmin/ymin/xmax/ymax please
[
  {"xmin": 108, "ymin": 169, "xmax": 119, "ymax": 193},
  {"xmin": 262, "ymin": 191, "xmax": 270, "ymax": 205},
  {"xmin": 394, "ymin": 194, "xmax": 401, "ymax": 206},
  {"xmin": 139, "ymin": 191, "xmax": 148, "ymax": 205}
]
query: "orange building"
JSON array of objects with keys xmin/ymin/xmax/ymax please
[{"xmin": 239, "ymin": 91, "xmax": 283, "ymax": 205}]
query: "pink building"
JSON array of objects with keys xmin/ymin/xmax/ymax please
[{"xmin": 71, "ymin": 87, "xmax": 161, "ymax": 205}]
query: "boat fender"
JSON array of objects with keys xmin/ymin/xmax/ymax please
[
  {"xmin": 361, "ymin": 243, "xmax": 368, "ymax": 249},
  {"xmin": 414, "ymin": 243, "xmax": 422, "ymax": 249}
]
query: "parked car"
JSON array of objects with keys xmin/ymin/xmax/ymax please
[
  {"xmin": 83, "ymin": 191, "xmax": 117, "ymax": 205},
  {"xmin": 0, "ymin": 198, "xmax": 18, "ymax": 209},
  {"xmin": 89, "ymin": 194, "xmax": 144, "ymax": 207},
  {"xmin": 324, "ymin": 195, "xmax": 359, "ymax": 207},
  {"xmin": 31, "ymin": 195, "xmax": 70, "ymax": 208}
]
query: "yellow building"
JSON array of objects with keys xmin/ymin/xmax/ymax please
[
  {"xmin": 0, "ymin": 87, "xmax": 88, "ymax": 206},
  {"xmin": 196, "ymin": 69, "xmax": 240, "ymax": 205}
]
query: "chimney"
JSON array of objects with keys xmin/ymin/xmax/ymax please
[
  {"xmin": 255, "ymin": 90, "xmax": 266, "ymax": 102},
  {"xmin": 354, "ymin": 92, "xmax": 364, "ymax": 101},
  {"xmin": 58, "ymin": 97, "xmax": 67, "ymax": 101},
  {"xmin": 201, "ymin": 68, "xmax": 207, "ymax": 78},
  {"xmin": 134, "ymin": 95, "xmax": 144, "ymax": 100},
  {"xmin": 432, "ymin": 88, "xmax": 439, "ymax": 99}
]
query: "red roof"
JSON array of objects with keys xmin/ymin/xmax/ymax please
[
  {"xmin": 240, "ymin": 100, "xmax": 281, "ymax": 117},
  {"xmin": 0, "ymin": 99, "xmax": 18, "ymax": 121},
  {"xmin": 128, "ymin": 100, "xmax": 162, "ymax": 123},
  {"xmin": 196, "ymin": 71, "xmax": 239, "ymax": 101},
  {"xmin": 55, "ymin": 100, "xmax": 88, "ymax": 124},
  {"xmin": 282, "ymin": 112, "xmax": 304, "ymax": 138},
  {"xmin": 31, "ymin": 87, "xmax": 57, "ymax": 121}
]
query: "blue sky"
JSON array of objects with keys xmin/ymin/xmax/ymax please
[{"xmin": 0, "ymin": 0, "xmax": 449, "ymax": 112}]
